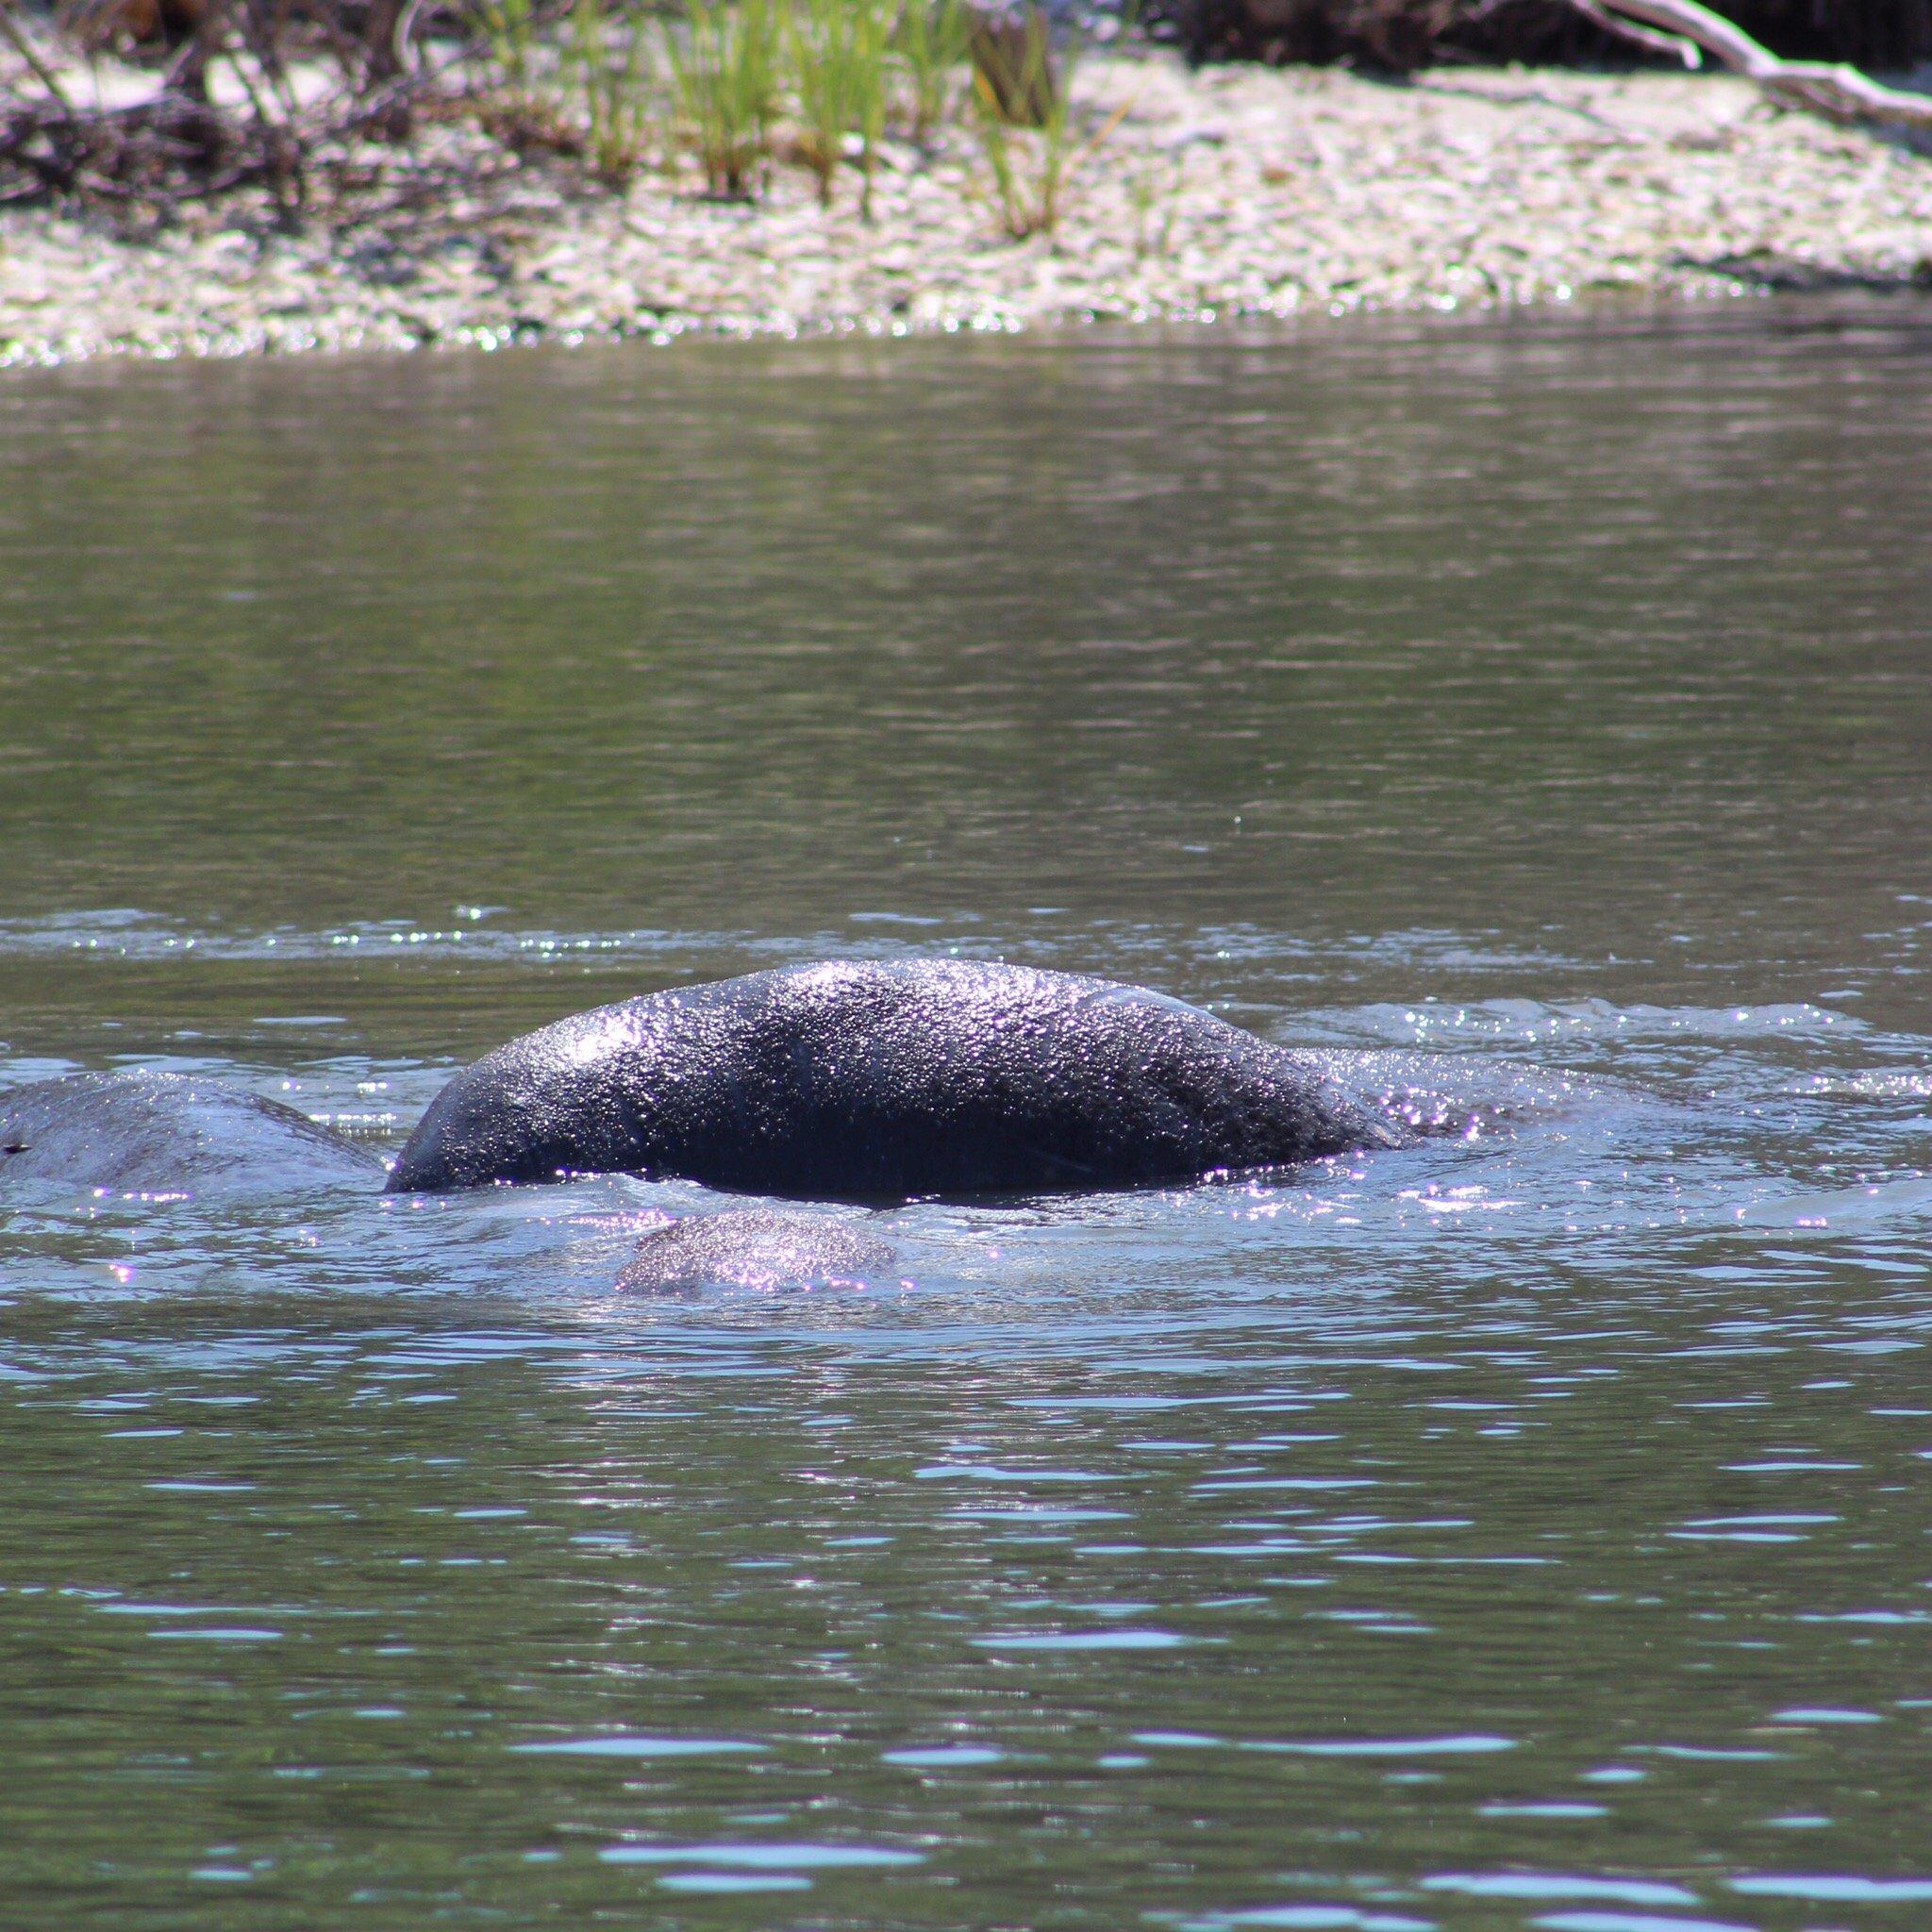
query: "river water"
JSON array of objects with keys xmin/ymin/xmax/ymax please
[{"xmin": 3, "ymin": 301, "xmax": 1932, "ymax": 1931}]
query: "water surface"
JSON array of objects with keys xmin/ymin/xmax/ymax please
[{"xmin": 4, "ymin": 302, "xmax": 1932, "ymax": 1930}]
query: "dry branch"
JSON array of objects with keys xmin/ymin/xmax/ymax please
[
  {"xmin": 1572, "ymin": 0, "xmax": 1932, "ymax": 131},
  {"xmin": 0, "ymin": 0, "xmax": 468, "ymax": 213},
  {"xmin": 1566, "ymin": 0, "xmax": 1697, "ymax": 67},
  {"xmin": 0, "ymin": 2, "xmax": 76, "ymax": 106}
]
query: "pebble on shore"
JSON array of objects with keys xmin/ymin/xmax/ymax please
[{"xmin": 3, "ymin": 55, "xmax": 1930, "ymax": 365}]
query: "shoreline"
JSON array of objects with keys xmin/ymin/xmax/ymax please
[{"xmin": 4, "ymin": 58, "xmax": 1931, "ymax": 369}]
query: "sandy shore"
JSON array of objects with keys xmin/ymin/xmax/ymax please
[{"xmin": 4, "ymin": 56, "xmax": 1931, "ymax": 365}]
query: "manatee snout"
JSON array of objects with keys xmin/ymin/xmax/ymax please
[{"xmin": 617, "ymin": 1208, "xmax": 896, "ymax": 1292}]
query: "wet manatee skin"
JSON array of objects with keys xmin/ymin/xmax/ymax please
[
  {"xmin": 0, "ymin": 1070, "xmax": 384, "ymax": 1193},
  {"xmin": 617, "ymin": 1209, "xmax": 896, "ymax": 1291},
  {"xmin": 388, "ymin": 958, "xmax": 1400, "ymax": 1201}
]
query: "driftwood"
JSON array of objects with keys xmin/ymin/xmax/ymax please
[
  {"xmin": 0, "ymin": 0, "xmax": 489, "ymax": 214},
  {"xmin": 0, "ymin": 87, "xmax": 256, "ymax": 205},
  {"xmin": 1572, "ymin": 0, "xmax": 1932, "ymax": 131}
]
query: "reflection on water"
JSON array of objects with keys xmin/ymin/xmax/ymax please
[{"xmin": 3, "ymin": 302, "xmax": 1932, "ymax": 1929}]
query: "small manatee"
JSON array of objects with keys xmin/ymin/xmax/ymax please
[
  {"xmin": 0, "ymin": 1070, "xmax": 384, "ymax": 1194},
  {"xmin": 616, "ymin": 1208, "xmax": 896, "ymax": 1291}
]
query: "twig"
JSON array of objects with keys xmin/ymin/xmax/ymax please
[
  {"xmin": 166, "ymin": 0, "xmax": 230, "ymax": 102},
  {"xmin": 335, "ymin": 30, "xmax": 497, "ymax": 138},
  {"xmin": 1569, "ymin": 0, "xmax": 1699, "ymax": 69},
  {"xmin": 0, "ymin": 0, "xmax": 75, "ymax": 113},
  {"xmin": 1413, "ymin": 77, "xmax": 1638, "ymax": 135},
  {"xmin": 1568, "ymin": 0, "xmax": 1932, "ymax": 131},
  {"xmin": 223, "ymin": 30, "xmax": 307, "ymax": 224},
  {"xmin": 238, "ymin": 0, "xmax": 307, "ymax": 124}
]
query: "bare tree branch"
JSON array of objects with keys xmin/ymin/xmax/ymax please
[
  {"xmin": 166, "ymin": 0, "xmax": 230, "ymax": 103},
  {"xmin": 0, "ymin": 0, "xmax": 75, "ymax": 112},
  {"xmin": 1569, "ymin": 0, "xmax": 1700, "ymax": 69},
  {"xmin": 1571, "ymin": 0, "xmax": 1932, "ymax": 131}
]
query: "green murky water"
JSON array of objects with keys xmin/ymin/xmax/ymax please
[{"xmin": 4, "ymin": 301, "xmax": 1932, "ymax": 1930}]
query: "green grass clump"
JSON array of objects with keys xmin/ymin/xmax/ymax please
[
  {"xmin": 891, "ymin": 0, "xmax": 974, "ymax": 149},
  {"xmin": 970, "ymin": 7, "xmax": 1136, "ymax": 241},
  {"xmin": 1126, "ymin": 140, "xmax": 1186, "ymax": 259},
  {"xmin": 566, "ymin": 0, "xmax": 660, "ymax": 183},
  {"xmin": 789, "ymin": 0, "xmax": 892, "ymax": 213},
  {"xmin": 470, "ymin": 0, "xmax": 1131, "ymax": 242},
  {"xmin": 475, "ymin": 0, "xmax": 541, "ymax": 95},
  {"xmin": 666, "ymin": 0, "xmax": 783, "ymax": 199}
]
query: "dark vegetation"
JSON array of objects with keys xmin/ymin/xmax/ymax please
[
  {"xmin": 1141, "ymin": 0, "xmax": 1932, "ymax": 71},
  {"xmin": 0, "ymin": 0, "xmax": 451, "ymax": 213}
]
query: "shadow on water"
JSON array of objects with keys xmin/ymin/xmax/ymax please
[{"xmin": 3, "ymin": 299, "xmax": 1932, "ymax": 1928}]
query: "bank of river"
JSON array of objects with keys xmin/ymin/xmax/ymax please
[{"xmin": 3, "ymin": 56, "xmax": 1931, "ymax": 364}]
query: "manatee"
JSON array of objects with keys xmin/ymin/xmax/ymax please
[
  {"xmin": 0, "ymin": 1070, "xmax": 384, "ymax": 1194},
  {"xmin": 387, "ymin": 958, "xmax": 1402, "ymax": 1201},
  {"xmin": 617, "ymin": 1208, "xmax": 896, "ymax": 1291}
]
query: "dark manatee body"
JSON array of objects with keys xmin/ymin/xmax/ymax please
[
  {"xmin": 388, "ymin": 958, "xmax": 1401, "ymax": 1201},
  {"xmin": 0, "ymin": 1071, "xmax": 383, "ymax": 1194},
  {"xmin": 618, "ymin": 1209, "xmax": 896, "ymax": 1291}
]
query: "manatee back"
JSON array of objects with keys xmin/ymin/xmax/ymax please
[
  {"xmin": 0, "ymin": 1071, "xmax": 385, "ymax": 1194},
  {"xmin": 617, "ymin": 1209, "xmax": 895, "ymax": 1291},
  {"xmin": 389, "ymin": 958, "xmax": 1396, "ymax": 1198}
]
